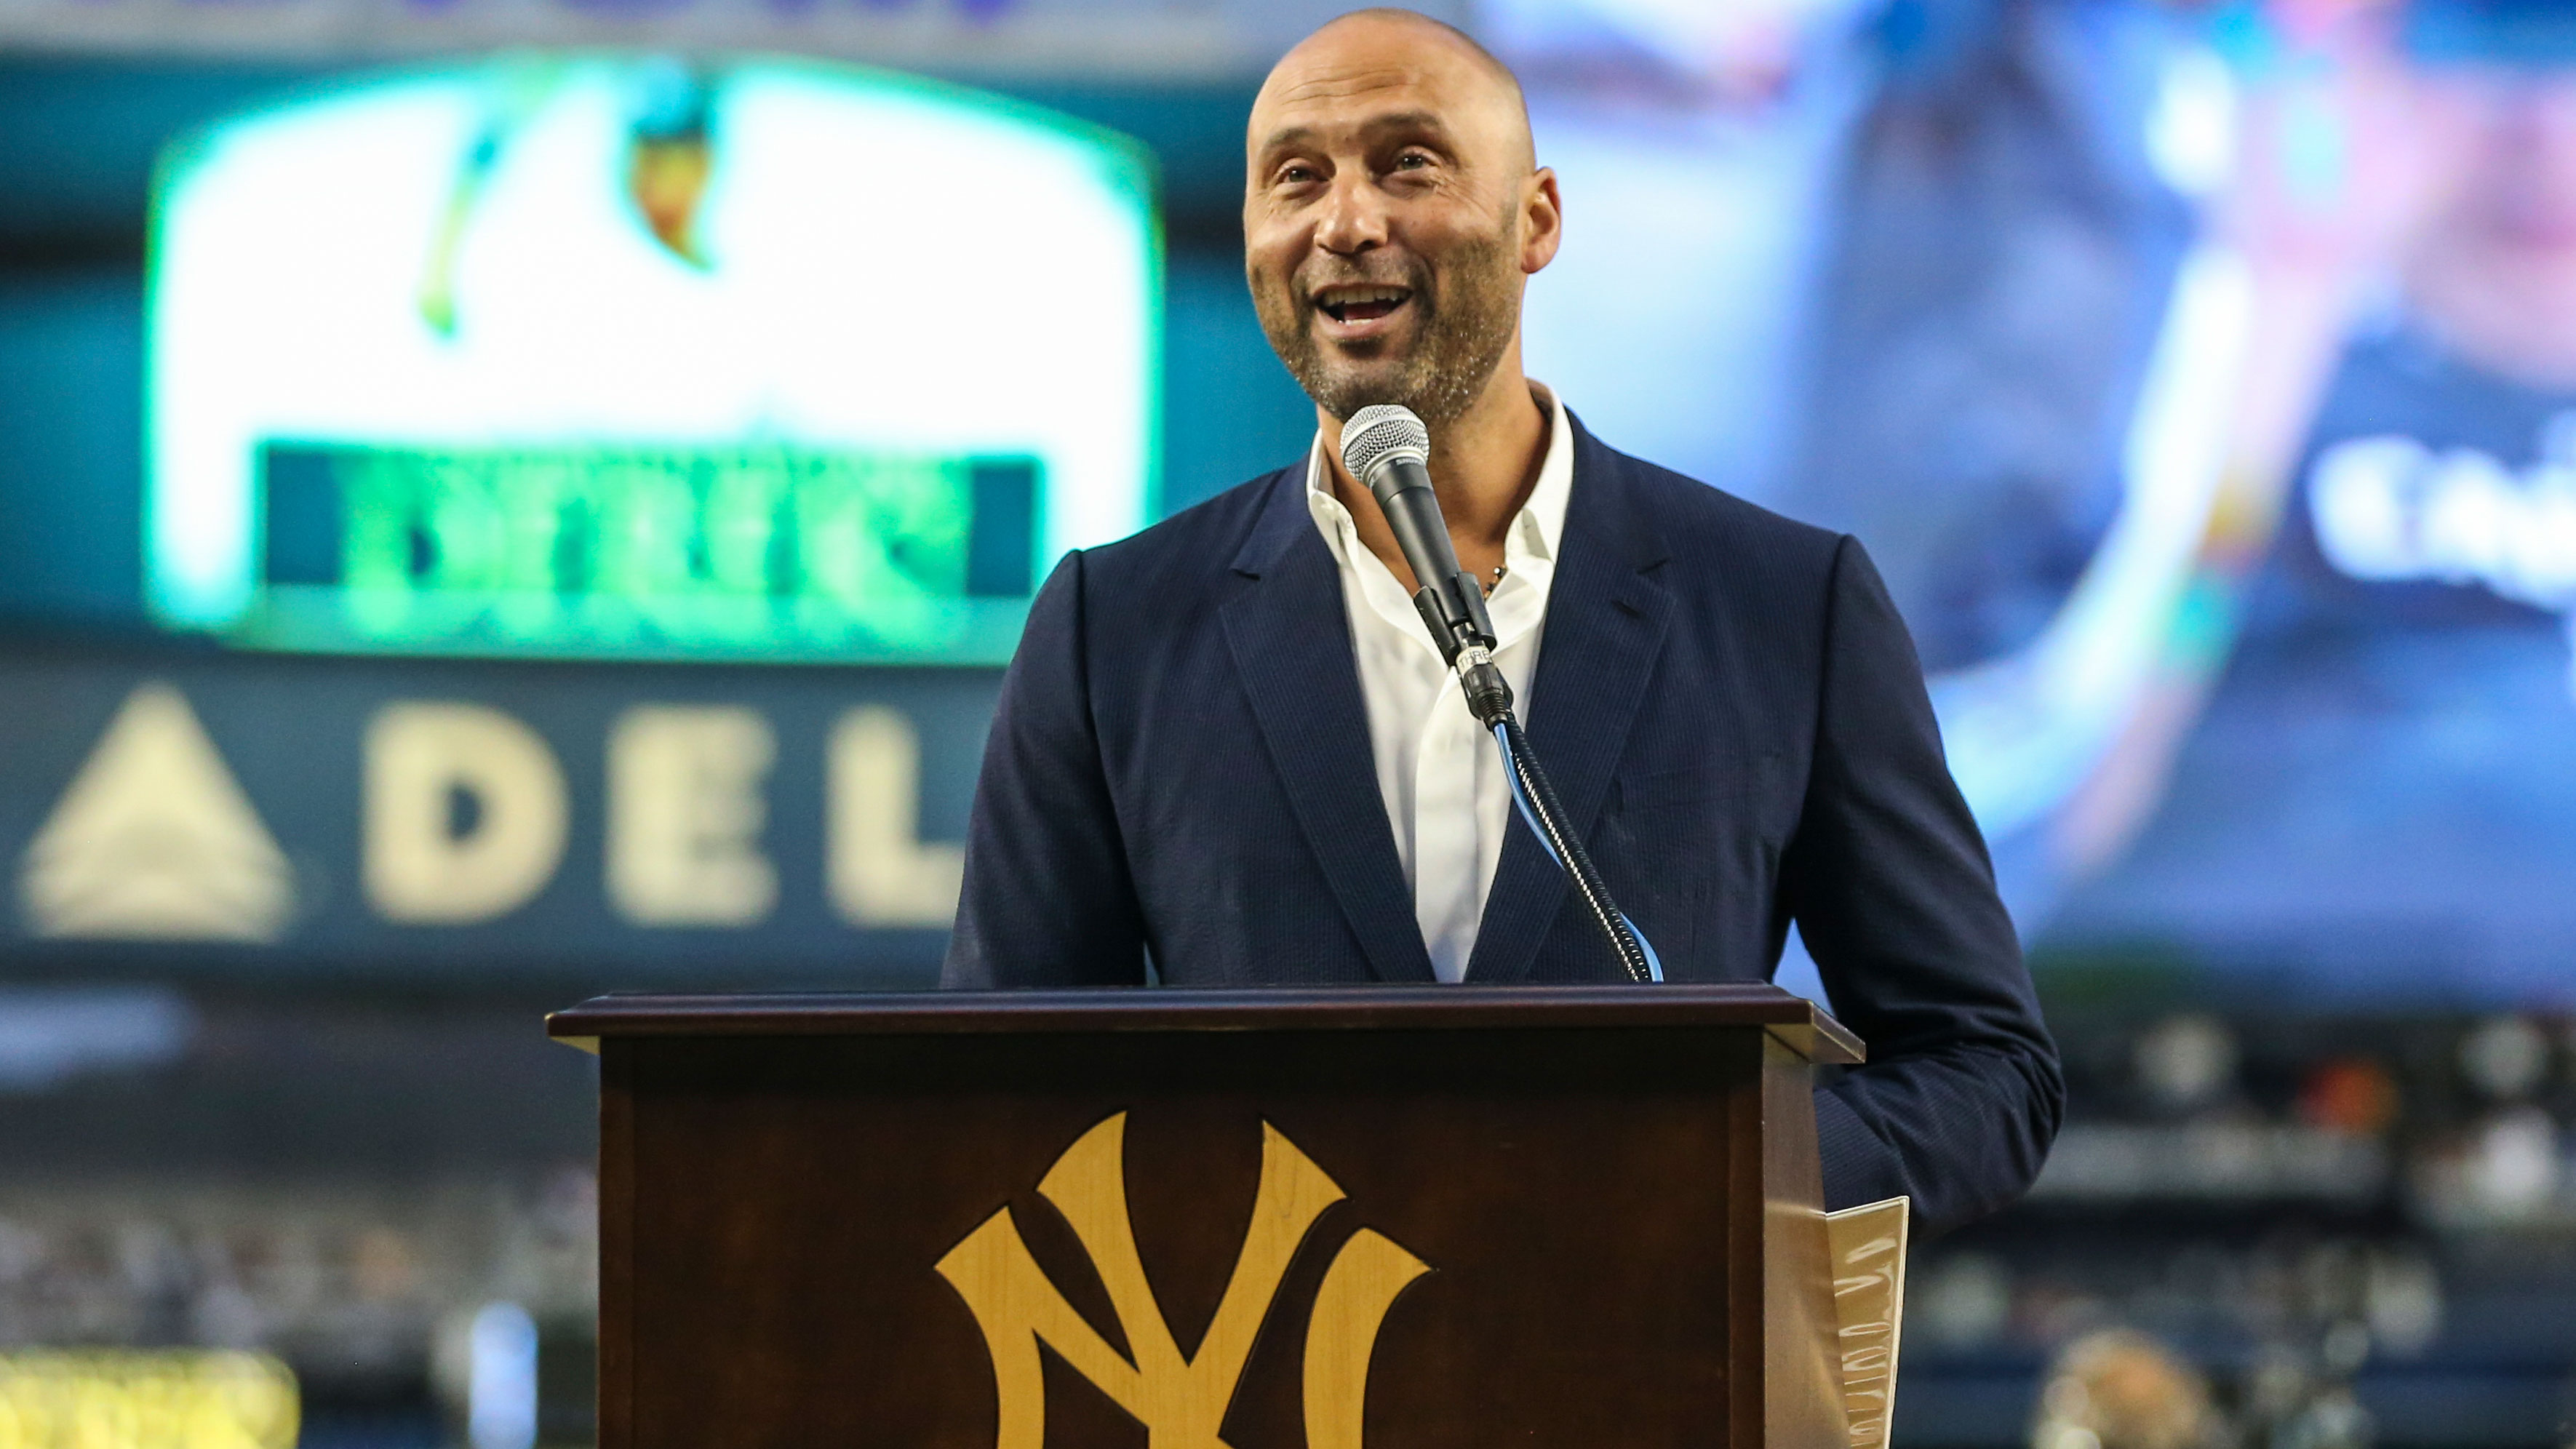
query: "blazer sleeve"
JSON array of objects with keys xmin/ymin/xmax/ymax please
[
  {"xmin": 1779, "ymin": 535, "xmax": 2065, "ymax": 1235},
  {"xmin": 941, "ymin": 550, "xmax": 1149, "ymax": 988}
]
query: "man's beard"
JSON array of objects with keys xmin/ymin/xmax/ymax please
[{"xmin": 1252, "ymin": 220, "xmax": 1522, "ymax": 427}]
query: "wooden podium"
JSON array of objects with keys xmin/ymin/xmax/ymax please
[{"xmin": 548, "ymin": 984, "xmax": 1863, "ymax": 1449}]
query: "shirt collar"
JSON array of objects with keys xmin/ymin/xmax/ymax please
[{"xmin": 1304, "ymin": 381, "xmax": 1574, "ymax": 571}]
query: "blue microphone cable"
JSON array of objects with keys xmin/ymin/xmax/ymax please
[
  {"xmin": 1493, "ymin": 716, "xmax": 1662, "ymax": 984},
  {"xmin": 1336, "ymin": 402, "xmax": 1659, "ymax": 984}
]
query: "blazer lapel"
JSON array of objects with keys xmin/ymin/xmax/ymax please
[
  {"xmin": 1465, "ymin": 419, "xmax": 1674, "ymax": 983},
  {"xmin": 1220, "ymin": 469, "xmax": 1437, "ymax": 983}
]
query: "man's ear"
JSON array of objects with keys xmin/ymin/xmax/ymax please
[{"xmin": 1522, "ymin": 167, "xmax": 1563, "ymax": 275}]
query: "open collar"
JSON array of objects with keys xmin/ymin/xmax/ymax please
[
  {"xmin": 1221, "ymin": 412, "xmax": 1674, "ymax": 984},
  {"xmin": 1300, "ymin": 380, "xmax": 1575, "ymax": 578}
]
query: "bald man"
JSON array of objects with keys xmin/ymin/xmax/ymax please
[{"xmin": 945, "ymin": 9, "xmax": 2062, "ymax": 1235}]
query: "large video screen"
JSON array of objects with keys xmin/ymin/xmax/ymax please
[
  {"xmin": 145, "ymin": 57, "xmax": 1158, "ymax": 664},
  {"xmin": 10, "ymin": 1, "xmax": 2576, "ymax": 1002},
  {"xmin": 1507, "ymin": 0, "xmax": 2576, "ymax": 1003}
]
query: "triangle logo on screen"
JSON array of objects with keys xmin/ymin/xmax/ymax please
[{"xmin": 18, "ymin": 683, "xmax": 295, "ymax": 943}]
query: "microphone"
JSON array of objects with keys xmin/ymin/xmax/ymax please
[
  {"xmin": 1335, "ymin": 403, "xmax": 1662, "ymax": 985},
  {"xmin": 1337, "ymin": 405, "xmax": 1515, "ymax": 727}
]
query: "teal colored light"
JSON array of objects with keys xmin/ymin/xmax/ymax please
[
  {"xmin": 146, "ymin": 55, "xmax": 1160, "ymax": 663},
  {"xmin": 248, "ymin": 442, "xmax": 1041, "ymax": 661}
]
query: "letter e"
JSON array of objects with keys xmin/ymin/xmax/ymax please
[{"xmin": 607, "ymin": 706, "xmax": 778, "ymax": 926}]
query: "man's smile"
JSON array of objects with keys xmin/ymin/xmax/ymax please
[{"xmin": 1311, "ymin": 283, "xmax": 1416, "ymax": 341}]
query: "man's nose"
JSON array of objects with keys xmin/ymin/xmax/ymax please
[{"xmin": 1313, "ymin": 173, "xmax": 1390, "ymax": 255}]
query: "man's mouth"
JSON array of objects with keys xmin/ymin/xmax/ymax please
[{"xmin": 1315, "ymin": 286, "xmax": 1414, "ymax": 324}]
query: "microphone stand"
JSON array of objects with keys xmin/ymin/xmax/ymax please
[
  {"xmin": 1342, "ymin": 406, "xmax": 1661, "ymax": 985},
  {"xmin": 1443, "ymin": 629, "xmax": 1661, "ymax": 987}
]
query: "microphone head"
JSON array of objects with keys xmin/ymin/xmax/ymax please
[{"xmin": 1339, "ymin": 404, "xmax": 1431, "ymax": 496}]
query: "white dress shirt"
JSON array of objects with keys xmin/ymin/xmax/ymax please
[{"xmin": 1305, "ymin": 383, "xmax": 1574, "ymax": 982}]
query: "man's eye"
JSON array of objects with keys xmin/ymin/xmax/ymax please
[
  {"xmin": 1395, "ymin": 151, "xmax": 1432, "ymax": 171},
  {"xmin": 1277, "ymin": 164, "xmax": 1318, "ymax": 185}
]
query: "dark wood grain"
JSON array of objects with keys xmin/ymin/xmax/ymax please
[
  {"xmin": 581, "ymin": 992, "xmax": 1854, "ymax": 1449},
  {"xmin": 1762, "ymin": 1033, "xmax": 1847, "ymax": 1449},
  {"xmin": 596, "ymin": 1047, "xmax": 633, "ymax": 1449},
  {"xmin": 548, "ymin": 983, "xmax": 1864, "ymax": 1065}
]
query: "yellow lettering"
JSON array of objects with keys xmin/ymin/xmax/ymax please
[{"xmin": 938, "ymin": 1114, "xmax": 1427, "ymax": 1449}]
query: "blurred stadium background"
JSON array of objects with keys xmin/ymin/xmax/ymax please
[{"xmin": 7, "ymin": 0, "xmax": 2576, "ymax": 1445}]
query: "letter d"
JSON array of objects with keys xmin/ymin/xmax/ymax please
[{"xmin": 365, "ymin": 703, "xmax": 569, "ymax": 923}]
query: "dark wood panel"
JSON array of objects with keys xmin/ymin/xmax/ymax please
[
  {"xmin": 597, "ymin": 1047, "xmax": 634, "ymax": 1449},
  {"xmin": 1761, "ymin": 1034, "xmax": 1846, "ymax": 1449},
  {"xmin": 549, "ymin": 983, "xmax": 1864, "ymax": 1065},
  {"xmin": 609, "ymin": 1027, "xmax": 1783, "ymax": 1449}
]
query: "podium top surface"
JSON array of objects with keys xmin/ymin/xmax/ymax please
[{"xmin": 547, "ymin": 983, "xmax": 1862, "ymax": 1064}]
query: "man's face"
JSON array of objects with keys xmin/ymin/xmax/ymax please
[
  {"xmin": 2399, "ymin": 68, "xmax": 2576, "ymax": 378},
  {"xmin": 2438, "ymin": 72, "xmax": 2576, "ymax": 260},
  {"xmin": 1243, "ymin": 20, "xmax": 1555, "ymax": 425}
]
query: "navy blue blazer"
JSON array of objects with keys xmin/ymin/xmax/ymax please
[{"xmin": 944, "ymin": 414, "xmax": 2062, "ymax": 1234}]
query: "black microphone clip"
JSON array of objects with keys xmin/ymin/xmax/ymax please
[
  {"xmin": 1339, "ymin": 406, "xmax": 1516, "ymax": 728},
  {"xmin": 1335, "ymin": 402, "xmax": 1656, "ymax": 984}
]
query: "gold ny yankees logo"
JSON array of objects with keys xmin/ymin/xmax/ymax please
[{"xmin": 936, "ymin": 1112, "xmax": 1429, "ymax": 1449}]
